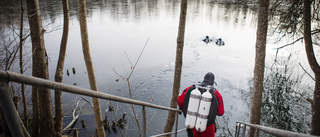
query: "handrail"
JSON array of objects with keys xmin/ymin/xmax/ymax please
[
  {"xmin": 0, "ymin": 70, "xmax": 183, "ymax": 137},
  {"xmin": 0, "ymin": 70, "xmax": 181, "ymax": 112},
  {"xmin": 151, "ymin": 128, "xmax": 186, "ymax": 137},
  {"xmin": 235, "ymin": 122, "xmax": 318, "ymax": 137}
]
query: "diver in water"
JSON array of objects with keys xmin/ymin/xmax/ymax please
[
  {"xmin": 215, "ymin": 38, "xmax": 225, "ymax": 45},
  {"xmin": 202, "ymin": 36, "xmax": 212, "ymax": 44}
]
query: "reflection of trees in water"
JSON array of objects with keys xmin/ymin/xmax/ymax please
[
  {"xmin": 242, "ymin": 55, "xmax": 312, "ymax": 136},
  {"xmin": 1, "ymin": 0, "xmax": 258, "ymax": 30}
]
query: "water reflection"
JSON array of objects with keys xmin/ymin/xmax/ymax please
[{"xmin": 0, "ymin": 0, "xmax": 256, "ymax": 29}]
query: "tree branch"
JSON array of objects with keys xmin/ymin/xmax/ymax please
[
  {"xmin": 111, "ymin": 38, "xmax": 150, "ymax": 137},
  {"xmin": 277, "ymin": 29, "xmax": 320, "ymax": 49},
  {"xmin": 128, "ymin": 38, "xmax": 150, "ymax": 79},
  {"xmin": 299, "ymin": 63, "xmax": 315, "ymax": 81}
]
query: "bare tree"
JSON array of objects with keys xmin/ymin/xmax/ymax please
[
  {"xmin": 163, "ymin": 0, "xmax": 188, "ymax": 135},
  {"xmin": 303, "ymin": 0, "xmax": 320, "ymax": 135},
  {"xmin": 26, "ymin": 0, "xmax": 55, "ymax": 136},
  {"xmin": 248, "ymin": 0, "xmax": 269, "ymax": 137},
  {"xmin": 54, "ymin": 0, "xmax": 69, "ymax": 136},
  {"xmin": 112, "ymin": 39, "xmax": 150, "ymax": 137},
  {"xmin": 19, "ymin": 0, "xmax": 29, "ymax": 130},
  {"xmin": 78, "ymin": 0, "xmax": 105, "ymax": 136}
]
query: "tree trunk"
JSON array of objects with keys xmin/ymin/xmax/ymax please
[
  {"xmin": 31, "ymin": 87, "xmax": 39, "ymax": 136},
  {"xmin": 54, "ymin": 0, "xmax": 69, "ymax": 136},
  {"xmin": 163, "ymin": 0, "xmax": 188, "ymax": 135},
  {"xmin": 26, "ymin": 0, "xmax": 55, "ymax": 136},
  {"xmin": 303, "ymin": 0, "xmax": 320, "ymax": 135},
  {"xmin": 248, "ymin": 0, "xmax": 269, "ymax": 137},
  {"xmin": 19, "ymin": 0, "xmax": 28, "ymax": 130},
  {"xmin": 78, "ymin": 0, "xmax": 105, "ymax": 136}
]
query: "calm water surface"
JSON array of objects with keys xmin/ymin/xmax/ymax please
[{"xmin": 1, "ymin": 0, "xmax": 316, "ymax": 136}]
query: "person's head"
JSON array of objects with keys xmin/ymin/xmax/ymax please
[
  {"xmin": 206, "ymin": 36, "xmax": 209, "ymax": 39},
  {"xmin": 201, "ymin": 72, "xmax": 215, "ymax": 86}
]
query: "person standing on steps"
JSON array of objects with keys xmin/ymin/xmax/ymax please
[{"xmin": 178, "ymin": 72, "xmax": 225, "ymax": 137}]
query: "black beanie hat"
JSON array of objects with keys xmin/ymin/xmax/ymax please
[{"xmin": 201, "ymin": 72, "xmax": 215, "ymax": 86}]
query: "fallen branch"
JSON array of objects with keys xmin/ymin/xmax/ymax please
[
  {"xmin": 62, "ymin": 96, "xmax": 94, "ymax": 133},
  {"xmin": 79, "ymin": 96, "xmax": 94, "ymax": 108},
  {"xmin": 62, "ymin": 100, "xmax": 81, "ymax": 132}
]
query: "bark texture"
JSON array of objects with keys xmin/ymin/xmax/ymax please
[
  {"xmin": 78, "ymin": 0, "xmax": 105, "ymax": 136},
  {"xmin": 303, "ymin": 0, "xmax": 320, "ymax": 135},
  {"xmin": 54, "ymin": 0, "xmax": 69, "ymax": 136},
  {"xmin": 248, "ymin": 0, "xmax": 269, "ymax": 137},
  {"xmin": 163, "ymin": 0, "xmax": 188, "ymax": 135},
  {"xmin": 26, "ymin": 0, "xmax": 55, "ymax": 136}
]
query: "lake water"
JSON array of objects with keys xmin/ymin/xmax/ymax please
[{"xmin": 1, "ymin": 0, "xmax": 317, "ymax": 136}]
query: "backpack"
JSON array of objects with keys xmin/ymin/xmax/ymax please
[{"xmin": 183, "ymin": 84, "xmax": 218, "ymax": 127}]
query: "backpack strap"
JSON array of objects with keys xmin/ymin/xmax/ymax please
[
  {"xmin": 182, "ymin": 85, "xmax": 196, "ymax": 117},
  {"xmin": 206, "ymin": 89, "xmax": 218, "ymax": 126}
]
